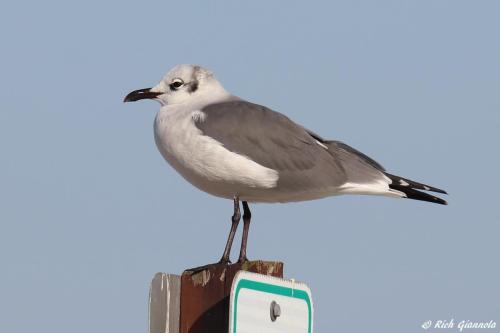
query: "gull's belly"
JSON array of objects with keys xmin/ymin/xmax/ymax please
[{"xmin": 154, "ymin": 110, "xmax": 281, "ymax": 201}]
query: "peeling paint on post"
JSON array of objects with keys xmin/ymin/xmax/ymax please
[{"xmin": 179, "ymin": 260, "xmax": 283, "ymax": 333}]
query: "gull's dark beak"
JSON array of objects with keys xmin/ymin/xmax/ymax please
[{"xmin": 123, "ymin": 88, "xmax": 162, "ymax": 103}]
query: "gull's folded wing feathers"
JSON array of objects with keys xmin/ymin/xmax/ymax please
[{"xmin": 195, "ymin": 100, "xmax": 348, "ymax": 191}]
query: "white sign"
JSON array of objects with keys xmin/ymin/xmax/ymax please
[{"xmin": 229, "ymin": 271, "xmax": 313, "ymax": 333}]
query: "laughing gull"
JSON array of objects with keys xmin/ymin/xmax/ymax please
[{"xmin": 124, "ymin": 64, "xmax": 447, "ymax": 263}]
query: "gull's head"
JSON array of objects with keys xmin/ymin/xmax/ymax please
[{"xmin": 124, "ymin": 64, "xmax": 227, "ymax": 106}]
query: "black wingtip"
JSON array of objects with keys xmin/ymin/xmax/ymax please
[
  {"xmin": 431, "ymin": 187, "xmax": 448, "ymax": 195},
  {"xmin": 391, "ymin": 184, "xmax": 448, "ymax": 205},
  {"xmin": 385, "ymin": 173, "xmax": 448, "ymax": 195}
]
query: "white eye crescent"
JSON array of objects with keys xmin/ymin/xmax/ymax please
[{"xmin": 170, "ymin": 78, "xmax": 184, "ymax": 90}]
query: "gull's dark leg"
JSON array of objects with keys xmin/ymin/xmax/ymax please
[
  {"xmin": 238, "ymin": 201, "xmax": 251, "ymax": 263},
  {"xmin": 219, "ymin": 197, "xmax": 241, "ymax": 264}
]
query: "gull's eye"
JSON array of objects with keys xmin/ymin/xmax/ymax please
[{"xmin": 170, "ymin": 78, "xmax": 184, "ymax": 90}]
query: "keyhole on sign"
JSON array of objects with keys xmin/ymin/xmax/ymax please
[{"xmin": 270, "ymin": 300, "xmax": 281, "ymax": 322}]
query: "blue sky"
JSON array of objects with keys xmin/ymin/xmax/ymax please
[{"xmin": 1, "ymin": 1, "xmax": 499, "ymax": 332}]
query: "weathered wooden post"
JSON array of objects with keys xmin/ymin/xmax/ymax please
[
  {"xmin": 180, "ymin": 261, "xmax": 283, "ymax": 333},
  {"xmin": 149, "ymin": 260, "xmax": 313, "ymax": 333},
  {"xmin": 149, "ymin": 273, "xmax": 181, "ymax": 333}
]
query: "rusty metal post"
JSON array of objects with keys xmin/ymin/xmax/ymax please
[{"xmin": 180, "ymin": 260, "xmax": 283, "ymax": 333}]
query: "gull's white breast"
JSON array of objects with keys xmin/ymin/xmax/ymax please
[{"xmin": 153, "ymin": 106, "xmax": 279, "ymax": 199}]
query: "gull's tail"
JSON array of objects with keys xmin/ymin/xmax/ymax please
[{"xmin": 386, "ymin": 173, "xmax": 448, "ymax": 205}]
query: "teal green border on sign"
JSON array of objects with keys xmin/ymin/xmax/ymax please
[{"xmin": 233, "ymin": 278, "xmax": 312, "ymax": 333}]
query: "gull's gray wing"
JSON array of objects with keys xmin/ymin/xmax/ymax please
[
  {"xmin": 195, "ymin": 100, "xmax": 447, "ymax": 204},
  {"xmin": 195, "ymin": 100, "xmax": 349, "ymax": 191}
]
